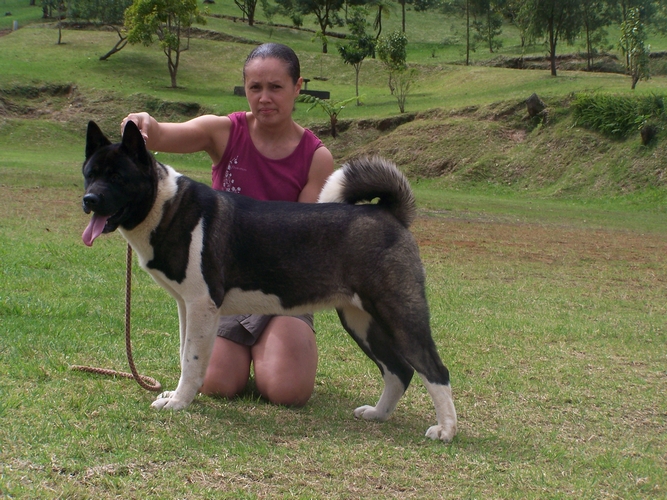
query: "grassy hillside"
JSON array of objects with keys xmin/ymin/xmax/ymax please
[
  {"xmin": 1, "ymin": 0, "xmax": 666, "ymax": 202},
  {"xmin": 342, "ymin": 101, "xmax": 667, "ymax": 201}
]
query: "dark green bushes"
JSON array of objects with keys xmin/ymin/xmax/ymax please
[{"xmin": 572, "ymin": 93, "xmax": 665, "ymax": 140}]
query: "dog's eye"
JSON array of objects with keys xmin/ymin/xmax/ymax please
[{"xmin": 111, "ymin": 173, "xmax": 123, "ymax": 183}]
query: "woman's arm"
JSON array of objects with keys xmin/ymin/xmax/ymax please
[
  {"xmin": 121, "ymin": 113, "xmax": 232, "ymax": 165},
  {"xmin": 298, "ymin": 146, "xmax": 335, "ymax": 203}
]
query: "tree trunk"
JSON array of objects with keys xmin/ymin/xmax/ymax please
[
  {"xmin": 401, "ymin": 0, "xmax": 405, "ymax": 32},
  {"xmin": 465, "ymin": 0, "xmax": 470, "ymax": 66},
  {"xmin": 166, "ymin": 46, "xmax": 179, "ymax": 88},
  {"xmin": 248, "ymin": 0, "xmax": 255, "ymax": 26},
  {"xmin": 549, "ymin": 33, "xmax": 557, "ymax": 76},
  {"xmin": 169, "ymin": 62, "xmax": 178, "ymax": 88},
  {"xmin": 99, "ymin": 27, "xmax": 128, "ymax": 61},
  {"xmin": 317, "ymin": 14, "xmax": 328, "ymax": 53},
  {"xmin": 585, "ymin": 26, "xmax": 592, "ymax": 70},
  {"xmin": 355, "ymin": 64, "xmax": 360, "ymax": 105},
  {"xmin": 487, "ymin": 9, "xmax": 493, "ymax": 53},
  {"xmin": 375, "ymin": 8, "xmax": 382, "ymax": 39}
]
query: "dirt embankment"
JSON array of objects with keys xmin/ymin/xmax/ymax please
[
  {"xmin": 2, "ymin": 83, "xmax": 665, "ymax": 195},
  {"xmin": 480, "ymin": 51, "xmax": 667, "ymax": 75}
]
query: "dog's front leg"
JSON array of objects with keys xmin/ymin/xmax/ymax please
[
  {"xmin": 175, "ymin": 298, "xmax": 187, "ymax": 365},
  {"xmin": 151, "ymin": 299, "xmax": 218, "ymax": 411},
  {"xmin": 147, "ymin": 273, "xmax": 188, "ymax": 367}
]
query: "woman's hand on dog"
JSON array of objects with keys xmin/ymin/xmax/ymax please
[{"xmin": 121, "ymin": 112, "xmax": 151, "ymax": 144}]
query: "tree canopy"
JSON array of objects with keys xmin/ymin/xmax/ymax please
[
  {"xmin": 338, "ymin": 6, "xmax": 375, "ymax": 104},
  {"xmin": 276, "ymin": 0, "xmax": 346, "ymax": 52},
  {"xmin": 124, "ymin": 0, "xmax": 205, "ymax": 88}
]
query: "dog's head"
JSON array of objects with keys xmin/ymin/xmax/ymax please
[{"xmin": 81, "ymin": 121, "xmax": 157, "ymax": 246}]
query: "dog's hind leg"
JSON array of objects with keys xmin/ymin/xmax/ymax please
[
  {"xmin": 151, "ymin": 299, "xmax": 219, "ymax": 411},
  {"xmin": 337, "ymin": 305, "xmax": 415, "ymax": 423},
  {"xmin": 361, "ymin": 296, "xmax": 457, "ymax": 442},
  {"xmin": 420, "ymin": 376, "xmax": 457, "ymax": 442},
  {"xmin": 395, "ymin": 327, "xmax": 457, "ymax": 443}
]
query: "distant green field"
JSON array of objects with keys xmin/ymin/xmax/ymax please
[{"xmin": 1, "ymin": 25, "xmax": 665, "ymax": 124}]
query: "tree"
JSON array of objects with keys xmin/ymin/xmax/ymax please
[
  {"xmin": 42, "ymin": 0, "xmax": 67, "ymax": 44},
  {"xmin": 610, "ymin": 0, "xmax": 657, "ymax": 71},
  {"xmin": 367, "ymin": 0, "xmax": 394, "ymax": 39},
  {"xmin": 234, "ymin": 0, "xmax": 259, "ymax": 26},
  {"xmin": 376, "ymin": 30, "xmax": 407, "ymax": 95},
  {"xmin": 338, "ymin": 7, "xmax": 374, "ymax": 105},
  {"xmin": 655, "ymin": 0, "xmax": 667, "ymax": 35},
  {"xmin": 377, "ymin": 30, "xmax": 415, "ymax": 113},
  {"xmin": 397, "ymin": 0, "xmax": 406, "ymax": 32},
  {"xmin": 526, "ymin": 0, "xmax": 582, "ymax": 76},
  {"xmin": 619, "ymin": 6, "xmax": 650, "ymax": 89},
  {"xmin": 68, "ymin": 0, "xmax": 134, "ymax": 59},
  {"xmin": 398, "ymin": 0, "xmax": 440, "ymax": 34},
  {"xmin": 276, "ymin": 0, "xmax": 345, "ymax": 53},
  {"xmin": 471, "ymin": 0, "xmax": 503, "ymax": 53},
  {"xmin": 260, "ymin": 0, "xmax": 280, "ymax": 24},
  {"xmin": 611, "ymin": 0, "xmax": 657, "ymax": 25},
  {"xmin": 503, "ymin": 0, "xmax": 534, "ymax": 49},
  {"xmin": 580, "ymin": 0, "xmax": 611, "ymax": 70},
  {"xmin": 442, "ymin": 0, "xmax": 474, "ymax": 65},
  {"xmin": 125, "ymin": 0, "xmax": 205, "ymax": 88},
  {"xmin": 393, "ymin": 67, "xmax": 417, "ymax": 113},
  {"xmin": 466, "ymin": 0, "xmax": 472, "ymax": 64},
  {"xmin": 297, "ymin": 94, "xmax": 359, "ymax": 138}
]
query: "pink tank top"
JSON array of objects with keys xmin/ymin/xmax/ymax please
[{"xmin": 211, "ymin": 111, "xmax": 323, "ymax": 201}]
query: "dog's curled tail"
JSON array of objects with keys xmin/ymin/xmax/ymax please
[{"xmin": 318, "ymin": 156, "xmax": 416, "ymax": 228}]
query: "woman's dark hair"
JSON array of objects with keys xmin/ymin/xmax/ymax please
[{"xmin": 243, "ymin": 43, "xmax": 301, "ymax": 85}]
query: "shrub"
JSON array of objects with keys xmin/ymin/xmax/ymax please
[{"xmin": 572, "ymin": 93, "xmax": 665, "ymax": 139}]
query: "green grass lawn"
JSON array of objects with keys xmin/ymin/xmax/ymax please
[{"xmin": 1, "ymin": 145, "xmax": 666, "ymax": 498}]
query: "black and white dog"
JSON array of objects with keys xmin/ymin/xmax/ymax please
[{"xmin": 81, "ymin": 121, "xmax": 457, "ymax": 442}]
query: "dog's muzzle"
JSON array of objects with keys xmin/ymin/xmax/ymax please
[{"xmin": 82, "ymin": 193, "xmax": 101, "ymax": 214}]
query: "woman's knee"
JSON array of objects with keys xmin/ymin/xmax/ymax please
[
  {"xmin": 199, "ymin": 337, "xmax": 251, "ymax": 398},
  {"xmin": 200, "ymin": 371, "xmax": 247, "ymax": 398},
  {"xmin": 252, "ymin": 317, "xmax": 318, "ymax": 406},
  {"xmin": 256, "ymin": 374, "xmax": 315, "ymax": 407}
]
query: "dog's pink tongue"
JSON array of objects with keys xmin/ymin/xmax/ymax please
[{"xmin": 82, "ymin": 214, "xmax": 109, "ymax": 247}]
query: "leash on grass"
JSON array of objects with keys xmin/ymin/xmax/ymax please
[{"xmin": 71, "ymin": 244, "xmax": 162, "ymax": 393}]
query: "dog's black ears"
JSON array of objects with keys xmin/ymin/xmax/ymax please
[
  {"xmin": 121, "ymin": 120, "xmax": 152, "ymax": 167},
  {"xmin": 86, "ymin": 121, "xmax": 111, "ymax": 160}
]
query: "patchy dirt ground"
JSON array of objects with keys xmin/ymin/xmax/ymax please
[{"xmin": 413, "ymin": 212, "xmax": 667, "ymax": 267}]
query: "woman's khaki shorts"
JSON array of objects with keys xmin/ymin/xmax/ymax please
[{"xmin": 217, "ymin": 314, "xmax": 315, "ymax": 346}]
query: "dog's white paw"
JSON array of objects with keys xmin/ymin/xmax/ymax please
[
  {"xmin": 156, "ymin": 390, "xmax": 176, "ymax": 400},
  {"xmin": 151, "ymin": 391, "xmax": 189, "ymax": 411},
  {"xmin": 353, "ymin": 405, "xmax": 389, "ymax": 422},
  {"xmin": 425, "ymin": 423, "xmax": 457, "ymax": 443}
]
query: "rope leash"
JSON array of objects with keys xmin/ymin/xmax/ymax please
[{"xmin": 71, "ymin": 243, "xmax": 162, "ymax": 392}]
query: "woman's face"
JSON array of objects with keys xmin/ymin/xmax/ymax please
[{"xmin": 244, "ymin": 57, "xmax": 301, "ymax": 126}]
